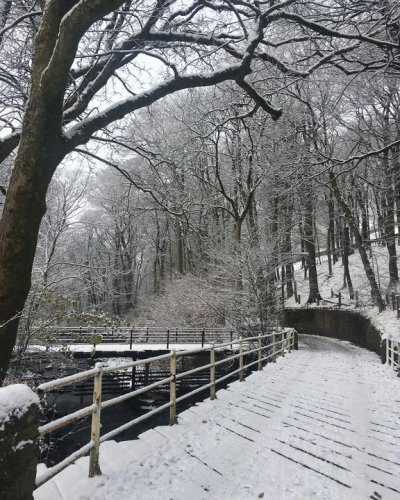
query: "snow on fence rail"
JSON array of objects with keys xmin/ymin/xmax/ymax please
[
  {"xmin": 35, "ymin": 328, "xmax": 297, "ymax": 487},
  {"xmin": 386, "ymin": 337, "xmax": 399, "ymax": 374}
]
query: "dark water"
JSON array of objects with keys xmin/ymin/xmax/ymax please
[{"xmin": 38, "ymin": 351, "xmax": 256, "ymax": 467}]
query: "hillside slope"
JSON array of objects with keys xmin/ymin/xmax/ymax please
[{"xmin": 285, "ymin": 244, "xmax": 400, "ymax": 342}]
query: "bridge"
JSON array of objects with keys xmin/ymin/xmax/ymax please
[
  {"xmin": 2, "ymin": 325, "xmax": 399, "ymax": 500},
  {"xmin": 30, "ymin": 326, "xmax": 243, "ymax": 357}
]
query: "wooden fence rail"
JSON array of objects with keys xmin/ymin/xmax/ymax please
[{"xmin": 35, "ymin": 328, "xmax": 297, "ymax": 488}]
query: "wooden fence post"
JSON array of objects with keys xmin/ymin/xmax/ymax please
[
  {"xmin": 230, "ymin": 330, "xmax": 233, "ymax": 349},
  {"xmin": 258, "ymin": 335, "xmax": 262, "ymax": 370},
  {"xmin": 281, "ymin": 332, "xmax": 286, "ymax": 357},
  {"xmin": 272, "ymin": 333, "xmax": 276, "ymax": 362},
  {"xmin": 201, "ymin": 328, "xmax": 205, "ymax": 347},
  {"xmin": 392, "ymin": 292, "xmax": 396, "ymax": 310},
  {"xmin": 89, "ymin": 362, "xmax": 103, "ymax": 477},
  {"xmin": 239, "ymin": 337, "xmax": 244, "ymax": 382},
  {"xmin": 169, "ymin": 351, "xmax": 177, "ymax": 425},
  {"xmin": 131, "ymin": 365, "xmax": 136, "ymax": 390},
  {"xmin": 386, "ymin": 338, "xmax": 390, "ymax": 365},
  {"xmin": 391, "ymin": 338, "xmax": 395, "ymax": 368},
  {"xmin": 210, "ymin": 344, "xmax": 216, "ymax": 400},
  {"xmin": 129, "ymin": 328, "xmax": 133, "ymax": 350},
  {"xmin": 167, "ymin": 329, "xmax": 170, "ymax": 349},
  {"xmin": 396, "ymin": 295, "xmax": 400, "ymax": 319},
  {"xmin": 293, "ymin": 329, "xmax": 299, "ymax": 350},
  {"xmin": 338, "ymin": 292, "xmax": 342, "ymax": 308}
]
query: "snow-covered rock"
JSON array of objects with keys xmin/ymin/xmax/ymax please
[{"xmin": 0, "ymin": 384, "xmax": 39, "ymax": 500}]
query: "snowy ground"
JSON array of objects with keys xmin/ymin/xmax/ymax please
[
  {"xmin": 286, "ymin": 246, "xmax": 400, "ymax": 342},
  {"xmin": 34, "ymin": 335, "xmax": 400, "ymax": 500}
]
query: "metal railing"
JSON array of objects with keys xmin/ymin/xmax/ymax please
[
  {"xmin": 386, "ymin": 336, "xmax": 399, "ymax": 374},
  {"xmin": 35, "ymin": 328, "xmax": 297, "ymax": 488},
  {"xmin": 35, "ymin": 326, "xmax": 240, "ymax": 349}
]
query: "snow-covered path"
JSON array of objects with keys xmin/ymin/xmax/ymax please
[{"xmin": 35, "ymin": 335, "xmax": 400, "ymax": 500}]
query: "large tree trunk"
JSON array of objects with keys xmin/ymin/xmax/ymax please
[
  {"xmin": 0, "ymin": 0, "xmax": 122, "ymax": 382},
  {"xmin": 0, "ymin": 145, "xmax": 61, "ymax": 383},
  {"xmin": 0, "ymin": 23, "xmax": 67, "ymax": 382}
]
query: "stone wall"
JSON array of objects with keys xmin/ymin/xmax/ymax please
[{"xmin": 283, "ymin": 307, "xmax": 385, "ymax": 362}]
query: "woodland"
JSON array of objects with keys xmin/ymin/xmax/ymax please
[{"xmin": 0, "ymin": 0, "xmax": 399, "ymax": 383}]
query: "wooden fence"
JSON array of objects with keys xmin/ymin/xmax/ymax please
[
  {"xmin": 35, "ymin": 328, "xmax": 297, "ymax": 487},
  {"xmin": 386, "ymin": 337, "xmax": 399, "ymax": 374}
]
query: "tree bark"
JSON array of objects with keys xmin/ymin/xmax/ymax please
[
  {"xmin": 0, "ymin": 0, "xmax": 126, "ymax": 383},
  {"xmin": 283, "ymin": 195, "xmax": 294, "ymax": 298},
  {"xmin": 357, "ymin": 189, "xmax": 370, "ymax": 249},
  {"xmin": 342, "ymin": 227, "xmax": 354, "ymax": 299},
  {"xmin": 383, "ymin": 142, "xmax": 399, "ymax": 287},
  {"xmin": 325, "ymin": 190, "xmax": 335, "ymax": 275}
]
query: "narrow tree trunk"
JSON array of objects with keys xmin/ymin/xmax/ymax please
[
  {"xmin": 343, "ymin": 227, "xmax": 354, "ymax": 299},
  {"xmin": 299, "ymin": 223, "xmax": 306, "ymax": 269},
  {"xmin": 327, "ymin": 225, "xmax": 333, "ymax": 277},
  {"xmin": 375, "ymin": 190, "xmax": 386, "ymax": 244},
  {"xmin": 176, "ymin": 220, "xmax": 186, "ymax": 275},
  {"xmin": 358, "ymin": 189, "xmax": 370, "ymax": 249},
  {"xmin": 283, "ymin": 196, "xmax": 294, "ymax": 298},
  {"xmin": 384, "ymin": 147, "xmax": 399, "ymax": 286},
  {"xmin": 393, "ymin": 144, "xmax": 400, "ymax": 244},
  {"xmin": 327, "ymin": 194, "xmax": 337, "ymax": 264},
  {"xmin": 234, "ymin": 219, "xmax": 242, "ymax": 290},
  {"xmin": 304, "ymin": 194, "xmax": 322, "ymax": 303}
]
